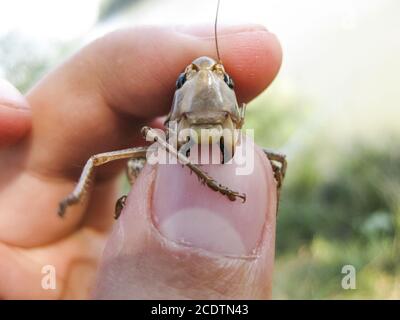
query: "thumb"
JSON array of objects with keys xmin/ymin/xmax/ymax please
[
  {"xmin": 0, "ymin": 79, "xmax": 31, "ymax": 148},
  {"xmin": 94, "ymin": 142, "xmax": 277, "ymax": 299}
]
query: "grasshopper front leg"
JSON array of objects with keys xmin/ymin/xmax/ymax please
[
  {"xmin": 116, "ymin": 127, "xmax": 246, "ymax": 218},
  {"xmin": 142, "ymin": 126, "xmax": 246, "ymax": 203},
  {"xmin": 59, "ymin": 126, "xmax": 246, "ymax": 219},
  {"xmin": 58, "ymin": 147, "xmax": 148, "ymax": 217}
]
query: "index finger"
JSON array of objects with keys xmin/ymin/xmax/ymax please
[
  {"xmin": 26, "ymin": 25, "xmax": 282, "ymax": 179},
  {"xmin": 0, "ymin": 25, "xmax": 282, "ymax": 246}
]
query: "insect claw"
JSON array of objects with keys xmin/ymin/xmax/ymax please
[
  {"xmin": 57, "ymin": 195, "xmax": 79, "ymax": 218},
  {"xmin": 58, "ymin": 202, "xmax": 66, "ymax": 218}
]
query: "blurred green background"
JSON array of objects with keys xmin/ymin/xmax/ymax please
[{"xmin": 1, "ymin": 0, "xmax": 399, "ymax": 299}]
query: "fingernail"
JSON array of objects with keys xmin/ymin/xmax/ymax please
[
  {"xmin": 152, "ymin": 142, "xmax": 272, "ymax": 255},
  {"xmin": 176, "ymin": 24, "xmax": 268, "ymax": 38},
  {"xmin": 0, "ymin": 79, "xmax": 29, "ymax": 110}
]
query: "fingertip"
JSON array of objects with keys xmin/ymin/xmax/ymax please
[
  {"xmin": 215, "ymin": 28, "xmax": 283, "ymax": 103},
  {"xmin": 95, "ymin": 151, "xmax": 276, "ymax": 298},
  {"xmin": 0, "ymin": 79, "xmax": 31, "ymax": 148},
  {"xmin": 85, "ymin": 25, "xmax": 282, "ymax": 118}
]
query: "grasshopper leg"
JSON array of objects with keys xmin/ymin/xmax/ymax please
[
  {"xmin": 58, "ymin": 147, "xmax": 148, "ymax": 218},
  {"xmin": 263, "ymin": 148, "xmax": 287, "ymax": 188},
  {"xmin": 114, "ymin": 195, "xmax": 127, "ymax": 220},
  {"xmin": 263, "ymin": 148, "xmax": 287, "ymax": 213},
  {"xmin": 126, "ymin": 157, "xmax": 146, "ymax": 185},
  {"xmin": 111, "ymin": 158, "xmax": 147, "ymax": 220},
  {"xmin": 142, "ymin": 126, "xmax": 246, "ymax": 203}
]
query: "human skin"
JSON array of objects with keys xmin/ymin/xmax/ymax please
[{"xmin": 0, "ymin": 25, "xmax": 282, "ymax": 299}]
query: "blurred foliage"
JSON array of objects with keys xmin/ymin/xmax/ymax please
[
  {"xmin": 246, "ymin": 92, "xmax": 400, "ymax": 299},
  {"xmin": 0, "ymin": 33, "xmax": 50, "ymax": 93},
  {"xmin": 0, "ymin": 32, "xmax": 74, "ymax": 93},
  {"xmin": 99, "ymin": 0, "xmax": 143, "ymax": 21},
  {"xmin": 275, "ymin": 142, "xmax": 400, "ymax": 298},
  {"xmin": 244, "ymin": 87, "xmax": 310, "ymax": 149}
]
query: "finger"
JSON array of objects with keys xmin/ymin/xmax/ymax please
[
  {"xmin": 94, "ymin": 144, "xmax": 277, "ymax": 299},
  {"xmin": 0, "ymin": 79, "xmax": 31, "ymax": 148},
  {"xmin": 0, "ymin": 25, "xmax": 282, "ymax": 246},
  {"xmin": 26, "ymin": 24, "xmax": 282, "ymax": 179}
]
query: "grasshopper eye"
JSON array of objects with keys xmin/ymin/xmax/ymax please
[
  {"xmin": 176, "ymin": 72, "xmax": 187, "ymax": 89},
  {"xmin": 224, "ymin": 73, "xmax": 235, "ymax": 89}
]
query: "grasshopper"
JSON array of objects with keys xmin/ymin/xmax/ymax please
[{"xmin": 58, "ymin": 1, "xmax": 287, "ymax": 219}]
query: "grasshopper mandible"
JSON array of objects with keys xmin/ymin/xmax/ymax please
[{"xmin": 57, "ymin": 1, "xmax": 287, "ymax": 219}]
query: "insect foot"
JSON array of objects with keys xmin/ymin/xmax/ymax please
[
  {"xmin": 58, "ymin": 195, "xmax": 79, "ymax": 218},
  {"xmin": 196, "ymin": 169, "xmax": 246, "ymax": 203},
  {"xmin": 114, "ymin": 195, "xmax": 127, "ymax": 220}
]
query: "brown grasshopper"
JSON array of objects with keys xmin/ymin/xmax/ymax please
[{"xmin": 57, "ymin": 2, "xmax": 287, "ymax": 219}]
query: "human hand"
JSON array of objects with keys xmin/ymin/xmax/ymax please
[{"xmin": 0, "ymin": 25, "xmax": 282, "ymax": 299}]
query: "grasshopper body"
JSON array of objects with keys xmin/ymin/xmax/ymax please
[{"xmin": 58, "ymin": 56, "xmax": 286, "ymax": 219}]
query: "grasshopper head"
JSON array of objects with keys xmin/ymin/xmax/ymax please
[{"xmin": 166, "ymin": 56, "xmax": 245, "ymax": 162}]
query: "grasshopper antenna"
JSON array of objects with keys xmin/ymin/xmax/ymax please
[{"xmin": 214, "ymin": 0, "xmax": 222, "ymax": 63}]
